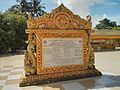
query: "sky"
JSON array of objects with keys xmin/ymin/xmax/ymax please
[{"xmin": 0, "ymin": 0, "xmax": 120, "ymax": 27}]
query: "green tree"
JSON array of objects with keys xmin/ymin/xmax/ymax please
[
  {"xmin": 0, "ymin": 28, "xmax": 5, "ymax": 50},
  {"xmin": 32, "ymin": 0, "xmax": 46, "ymax": 16},
  {"xmin": 8, "ymin": 4, "xmax": 20, "ymax": 14},
  {"xmin": 0, "ymin": 13, "xmax": 5, "ymax": 51},
  {"xmin": 110, "ymin": 21, "xmax": 117, "ymax": 27},
  {"xmin": 0, "ymin": 0, "xmax": 46, "ymax": 53},
  {"xmin": 17, "ymin": 0, "xmax": 46, "ymax": 17},
  {"xmin": 112, "ymin": 27, "xmax": 120, "ymax": 30},
  {"xmin": 95, "ymin": 18, "xmax": 117, "ymax": 29},
  {"xmin": 0, "ymin": 12, "xmax": 27, "ymax": 52}
]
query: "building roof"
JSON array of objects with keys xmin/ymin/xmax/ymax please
[
  {"xmin": 92, "ymin": 30, "xmax": 120, "ymax": 36},
  {"xmin": 91, "ymin": 30, "xmax": 120, "ymax": 39}
]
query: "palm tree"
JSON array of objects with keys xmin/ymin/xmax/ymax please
[
  {"xmin": 8, "ymin": 4, "xmax": 20, "ymax": 12},
  {"xmin": 32, "ymin": 0, "xmax": 46, "ymax": 16},
  {"xmin": 17, "ymin": 0, "xmax": 46, "ymax": 17}
]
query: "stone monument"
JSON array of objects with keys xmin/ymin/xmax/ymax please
[{"xmin": 19, "ymin": 4, "xmax": 102, "ymax": 87}]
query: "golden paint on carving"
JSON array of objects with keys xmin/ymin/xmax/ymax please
[
  {"xmin": 27, "ymin": 4, "xmax": 92, "ymax": 30},
  {"xmin": 34, "ymin": 30, "xmax": 88, "ymax": 75},
  {"xmin": 20, "ymin": 4, "xmax": 102, "ymax": 87},
  {"xmin": 20, "ymin": 68, "xmax": 101, "ymax": 86},
  {"xmin": 54, "ymin": 12, "xmax": 70, "ymax": 29}
]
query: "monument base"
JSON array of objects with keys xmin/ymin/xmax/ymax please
[{"xmin": 19, "ymin": 68, "xmax": 102, "ymax": 87}]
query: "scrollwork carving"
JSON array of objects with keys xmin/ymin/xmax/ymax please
[
  {"xmin": 24, "ymin": 34, "xmax": 37, "ymax": 76},
  {"xmin": 27, "ymin": 4, "xmax": 92, "ymax": 30},
  {"xmin": 88, "ymin": 44, "xmax": 95, "ymax": 69},
  {"xmin": 36, "ymin": 30, "xmax": 88, "ymax": 75}
]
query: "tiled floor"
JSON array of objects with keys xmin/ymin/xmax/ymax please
[{"xmin": 0, "ymin": 51, "xmax": 120, "ymax": 90}]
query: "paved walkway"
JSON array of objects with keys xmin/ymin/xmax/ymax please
[{"xmin": 0, "ymin": 50, "xmax": 120, "ymax": 90}]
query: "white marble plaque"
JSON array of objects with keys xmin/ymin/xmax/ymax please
[{"xmin": 42, "ymin": 38, "xmax": 83, "ymax": 67}]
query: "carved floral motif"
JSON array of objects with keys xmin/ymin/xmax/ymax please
[
  {"xmin": 35, "ymin": 30, "xmax": 88, "ymax": 75},
  {"xmin": 27, "ymin": 4, "xmax": 92, "ymax": 30},
  {"xmin": 20, "ymin": 4, "xmax": 101, "ymax": 87}
]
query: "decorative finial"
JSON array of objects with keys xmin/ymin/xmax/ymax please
[
  {"xmin": 61, "ymin": 3, "xmax": 64, "ymax": 5},
  {"xmin": 86, "ymin": 15, "xmax": 91, "ymax": 22},
  {"xmin": 60, "ymin": 3, "xmax": 65, "ymax": 7}
]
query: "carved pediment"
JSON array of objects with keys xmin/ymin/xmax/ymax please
[{"xmin": 27, "ymin": 4, "xmax": 92, "ymax": 30}]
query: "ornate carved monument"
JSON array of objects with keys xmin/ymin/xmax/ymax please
[{"xmin": 19, "ymin": 4, "xmax": 102, "ymax": 87}]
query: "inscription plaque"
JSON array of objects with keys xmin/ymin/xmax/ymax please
[{"xmin": 42, "ymin": 38, "xmax": 83, "ymax": 67}]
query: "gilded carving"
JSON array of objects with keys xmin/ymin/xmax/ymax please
[
  {"xmin": 20, "ymin": 68, "xmax": 101, "ymax": 87},
  {"xmin": 88, "ymin": 46, "xmax": 95, "ymax": 69},
  {"xmin": 33, "ymin": 30, "xmax": 88, "ymax": 75},
  {"xmin": 55, "ymin": 13, "xmax": 70, "ymax": 29},
  {"xmin": 24, "ymin": 34, "xmax": 37, "ymax": 76},
  {"xmin": 27, "ymin": 4, "xmax": 92, "ymax": 30},
  {"xmin": 20, "ymin": 4, "xmax": 101, "ymax": 87}
]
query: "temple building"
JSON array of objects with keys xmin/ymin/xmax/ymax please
[{"xmin": 91, "ymin": 30, "xmax": 120, "ymax": 50}]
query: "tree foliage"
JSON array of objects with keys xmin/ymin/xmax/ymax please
[
  {"xmin": 0, "ymin": 0, "xmax": 46, "ymax": 53},
  {"xmin": 17, "ymin": 0, "xmax": 46, "ymax": 17},
  {"xmin": 95, "ymin": 18, "xmax": 117, "ymax": 30},
  {"xmin": 112, "ymin": 26, "xmax": 120, "ymax": 31},
  {"xmin": 0, "ymin": 12, "xmax": 27, "ymax": 52}
]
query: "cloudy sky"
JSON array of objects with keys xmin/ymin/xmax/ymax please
[{"xmin": 0, "ymin": 0, "xmax": 120, "ymax": 27}]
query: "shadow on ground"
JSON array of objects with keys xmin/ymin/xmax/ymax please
[
  {"xmin": 0, "ymin": 51, "xmax": 25, "ymax": 58},
  {"xmin": 41, "ymin": 74, "xmax": 120, "ymax": 90},
  {"xmin": 95, "ymin": 48, "xmax": 120, "ymax": 53}
]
